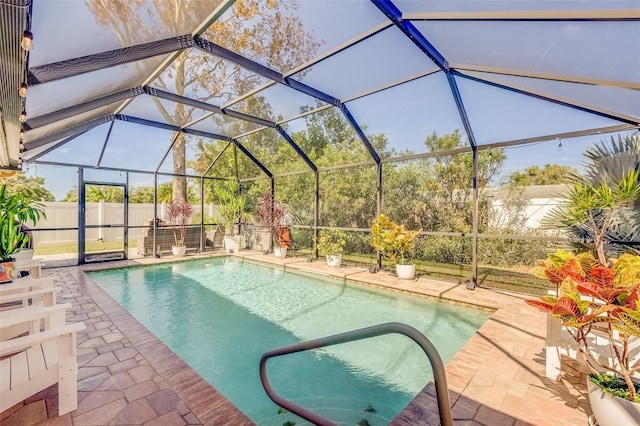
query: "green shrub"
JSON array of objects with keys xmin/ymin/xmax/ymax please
[
  {"xmin": 416, "ymin": 235, "xmax": 471, "ymax": 265},
  {"xmin": 477, "ymin": 233, "xmax": 558, "ymax": 268}
]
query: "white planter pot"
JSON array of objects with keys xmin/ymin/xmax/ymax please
[
  {"xmin": 588, "ymin": 378, "xmax": 640, "ymax": 426},
  {"xmin": 396, "ymin": 264, "xmax": 416, "ymax": 280},
  {"xmin": 326, "ymin": 254, "xmax": 342, "ymax": 267},
  {"xmin": 223, "ymin": 236, "xmax": 240, "ymax": 253},
  {"xmin": 172, "ymin": 245, "xmax": 186, "ymax": 257},
  {"xmin": 274, "ymin": 246, "xmax": 287, "ymax": 258},
  {"xmin": 13, "ymin": 248, "xmax": 34, "ymax": 262}
]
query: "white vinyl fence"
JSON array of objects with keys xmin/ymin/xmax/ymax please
[{"xmin": 28, "ymin": 202, "xmax": 220, "ymax": 246}]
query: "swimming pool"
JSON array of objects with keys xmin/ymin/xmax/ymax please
[{"xmin": 89, "ymin": 257, "xmax": 489, "ymax": 425}]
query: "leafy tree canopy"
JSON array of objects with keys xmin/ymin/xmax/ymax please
[
  {"xmin": 129, "ymin": 183, "xmax": 197, "ymax": 203},
  {"xmin": 63, "ymin": 182, "xmax": 197, "ymax": 203},
  {"xmin": 506, "ymin": 164, "xmax": 577, "ymax": 186},
  {"xmin": 1, "ymin": 173, "xmax": 55, "ymax": 201},
  {"xmin": 63, "ymin": 185, "xmax": 124, "ymax": 203},
  {"xmin": 412, "ymin": 131, "xmax": 506, "ymax": 232}
]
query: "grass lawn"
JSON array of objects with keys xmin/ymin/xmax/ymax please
[
  {"xmin": 320, "ymin": 252, "xmax": 550, "ymax": 296},
  {"xmin": 34, "ymin": 240, "xmax": 138, "ymax": 255}
]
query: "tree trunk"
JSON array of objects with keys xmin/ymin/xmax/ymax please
[{"xmin": 172, "ymin": 133, "xmax": 187, "ymax": 203}]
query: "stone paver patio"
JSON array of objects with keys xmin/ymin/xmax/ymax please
[{"xmin": 1, "ymin": 251, "xmax": 591, "ymax": 425}]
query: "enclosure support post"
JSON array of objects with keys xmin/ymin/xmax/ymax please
[
  {"xmin": 153, "ymin": 132, "xmax": 182, "ymax": 258},
  {"xmin": 124, "ymin": 172, "xmax": 129, "ymax": 259},
  {"xmin": 153, "ymin": 173, "xmax": 158, "ymax": 258},
  {"xmin": 314, "ymin": 171, "xmax": 320, "ymax": 259},
  {"xmin": 470, "ymin": 146, "xmax": 479, "ymax": 289},
  {"xmin": 233, "ymin": 143, "xmax": 239, "ymax": 181},
  {"xmin": 98, "ymin": 200, "xmax": 105, "ymax": 242},
  {"xmin": 200, "ymin": 176, "xmax": 205, "ymax": 252},
  {"xmin": 376, "ymin": 162, "xmax": 383, "ymax": 269},
  {"xmin": 270, "ymin": 178, "xmax": 275, "ymax": 253},
  {"xmin": 78, "ymin": 167, "xmax": 85, "ymax": 265}
]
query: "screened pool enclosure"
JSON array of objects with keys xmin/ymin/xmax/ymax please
[{"xmin": 1, "ymin": 0, "xmax": 638, "ymax": 291}]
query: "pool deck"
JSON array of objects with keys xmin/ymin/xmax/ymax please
[{"xmin": 1, "ymin": 251, "xmax": 591, "ymax": 426}]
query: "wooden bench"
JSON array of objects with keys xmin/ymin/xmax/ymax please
[{"xmin": 137, "ymin": 224, "xmax": 205, "ymax": 256}]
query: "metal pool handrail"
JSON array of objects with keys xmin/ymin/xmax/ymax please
[{"xmin": 258, "ymin": 321, "xmax": 453, "ymax": 426}]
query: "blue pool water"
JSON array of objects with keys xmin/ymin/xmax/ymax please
[{"xmin": 88, "ymin": 257, "xmax": 489, "ymax": 425}]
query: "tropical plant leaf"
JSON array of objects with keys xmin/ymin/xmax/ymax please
[
  {"xmin": 540, "ymin": 295, "xmax": 558, "ymax": 305},
  {"xmin": 618, "ymin": 288, "xmax": 640, "ymax": 309},
  {"xmin": 613, "ymin": 254, "xmax": 640, "ymax": 286},
  {"xmin": 552, "ymin": 297, "xmax": 582, "ymax": 319},
  {"xmin": 525, "ymin": 299, "xmax": 554, "ymax": 313},
  {"xmin": 558, "ymin": 277, "xmax": 580, "ymax": 300},
  {"xmin": 590, "ymin": 264, "xmax": 614, "ymax": 286},
  {"xmin": 576, "ymin": 253, "xmax": 597, "ymax": 277},
  {"xmin": 576, "ymin": 281, "xmax": 601, "ymax": 299},
  {"xmin": 561, "ymin": 255, "xmax": 588, "ymax": 281},
  {"xmin": 614, "ymin": 307, "xmax": 640, "ymax": 338},
  {"xmin": 548, "ymin": 249, "xmax": 575, "ymax": 269},
  {"xmin": 530, "ymin": 265, "xmax": 549, "ymax": 281},
  {"xmin": 543, "ymin": 268, "xmax": 565, "ymax": 287}
]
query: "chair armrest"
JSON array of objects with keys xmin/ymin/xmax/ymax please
[
  {"xmin": 0, "ymin": 303, "xmax": 71, "ymax": 328},
  {"xmin": 0, "ymin": 277, "xmax": 55, "ymax": 294},
  {"xmin": 0, "ymin": 322, "xmax": 86, "ymax": 356},
  {"xmin": 0, "ymin": 287, "xmax": 61, "ymax": 304},
  {"xmin": 14, "ymin": 258, "xmax": 44, "ymax": 268}
]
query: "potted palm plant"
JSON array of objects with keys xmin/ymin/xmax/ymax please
[
  {"xmin": 317, "ymin": 228, "xmax": 346, "ymax": 267},
  {"xmin": 526, "ymin": 135, "xmax": 640, "ymax": 425},
  {"xmin": 164, "ymin": 200, "xmax": 194, "ymax": 257},
  {"xmin": 256, "ymin": 190, "xmax": 288, "ymax": 258},
  {"xmin": 370, "ymin": 214, "xmax": 421, "ymax": 280},
  {"xmin": 0, "ymin": 184, "xmax": 46, "ymax": 282},
  {"xmin": 213, "ymin": 181, "xmax": 247, "ymax": 253}
]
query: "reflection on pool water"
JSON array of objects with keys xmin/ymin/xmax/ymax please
[{"xmin": 89, "ymin": 257, "xmax": 489, "ymax": 425}]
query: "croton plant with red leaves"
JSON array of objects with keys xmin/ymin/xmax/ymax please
[{"xmin": 526, "ymin": 249, "xmax": 640, "ymax": 401}]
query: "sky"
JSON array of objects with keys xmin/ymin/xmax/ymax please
[{"xmin": 22, "ymin": 0, "xmax": 638, "ymax": 201}]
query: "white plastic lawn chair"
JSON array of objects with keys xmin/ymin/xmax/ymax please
[
  {"xmin": 0, "ymin": 302, "xmax": 67, "ymax": 342},
  {"xmin": 0, "ymin": 321, "xmax": 85, "ymax": 415}
]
